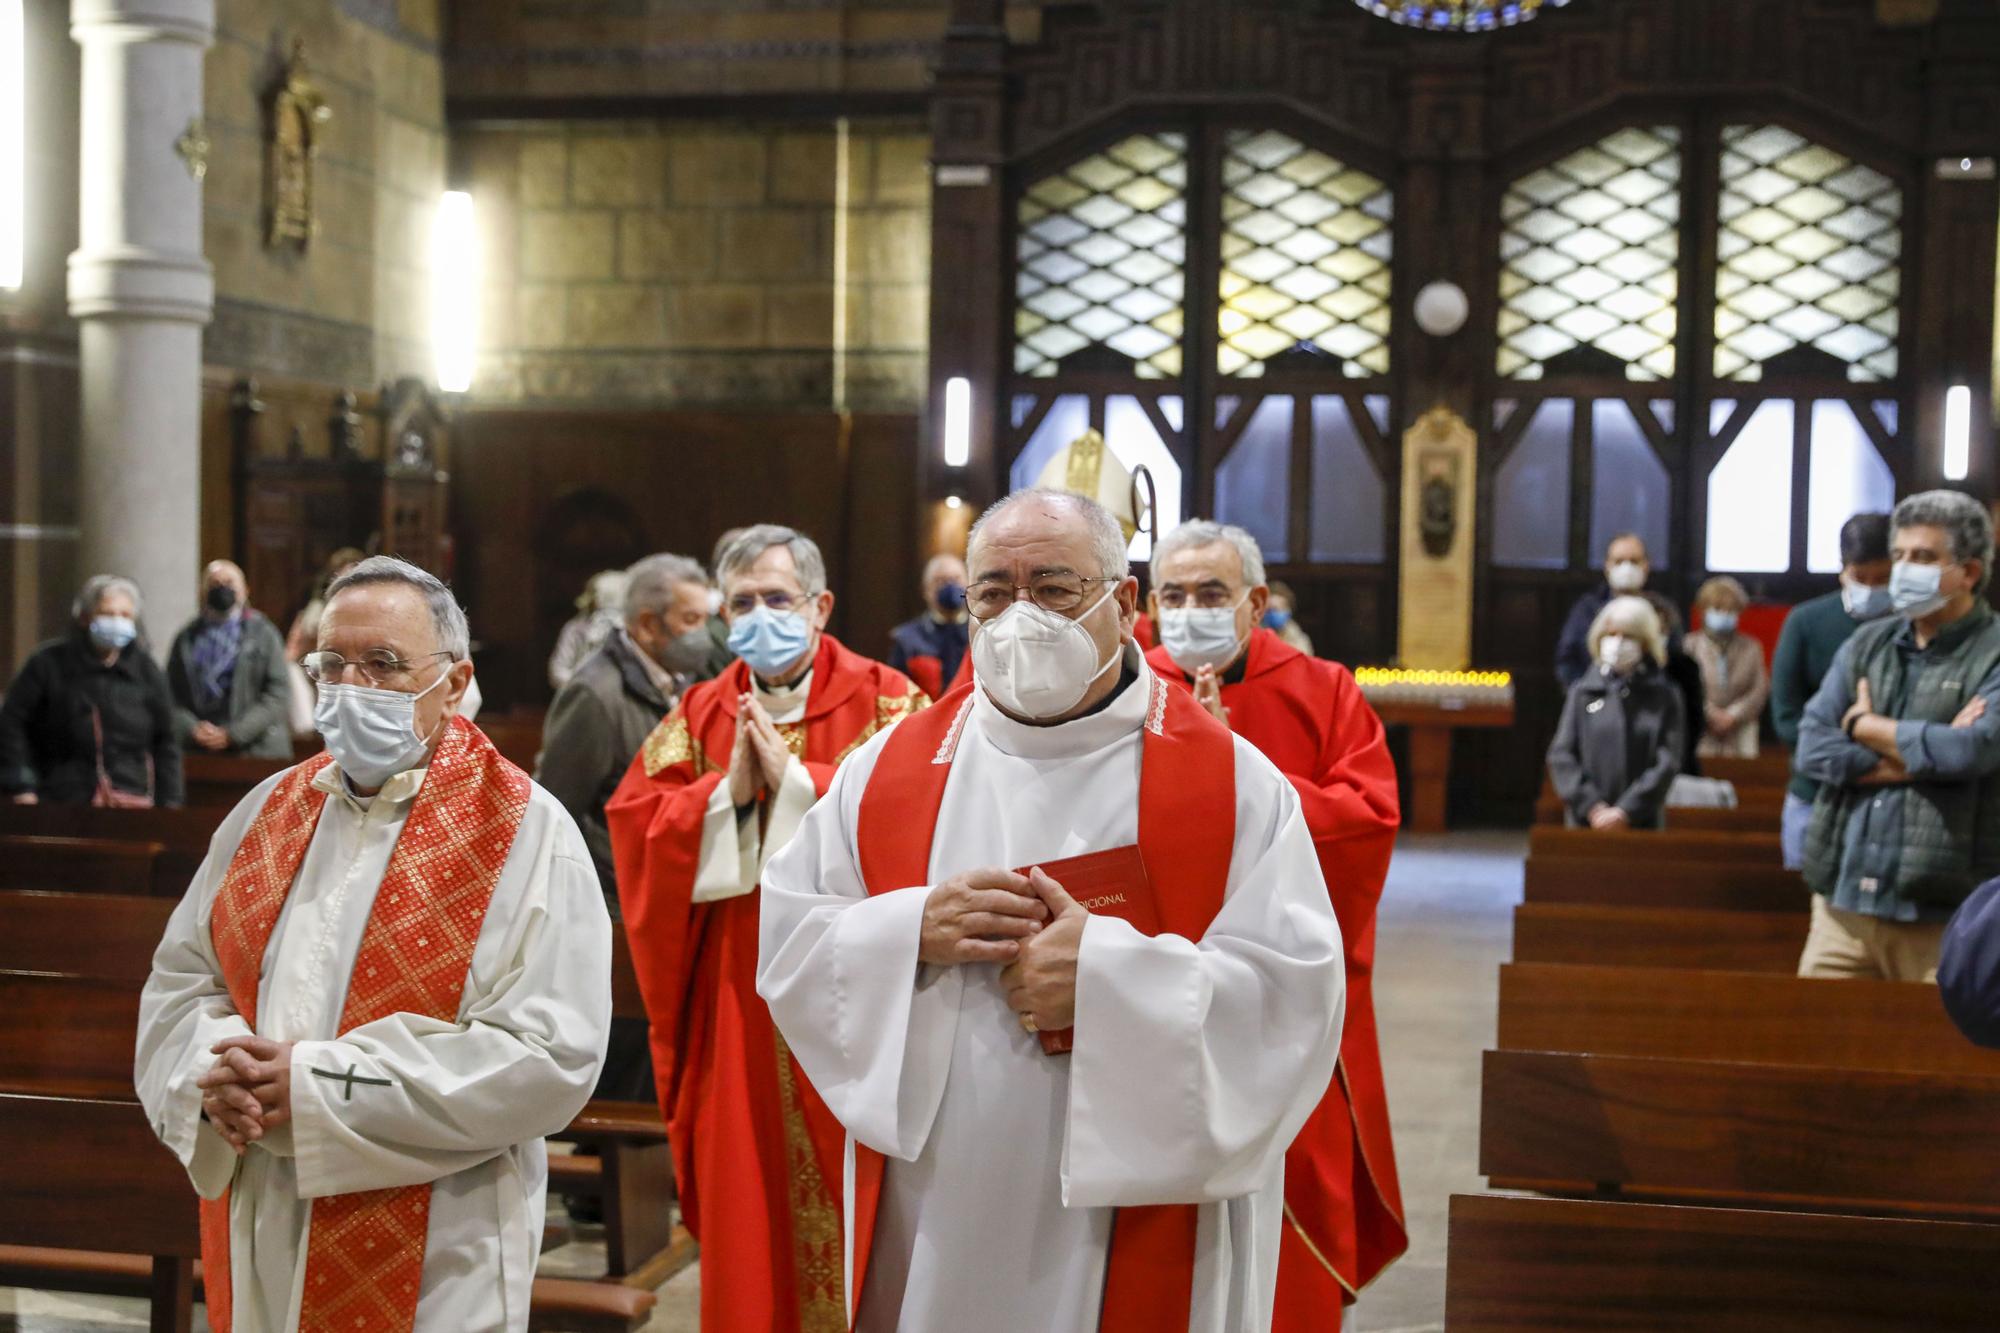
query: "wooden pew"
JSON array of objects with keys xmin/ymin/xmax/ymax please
[
  {"xmin": 179, "ymin": 754, "xmax": 289, "ymax": 807},
  {"xmin": 1704, "ymin": 752, "xmax": 1795, "ymax": 790},
  {"xmin": 1511, "ymin": 903, "xmax": 1805, "ymax": 973},
  {"xmin": 1446, "ymin": 1193, "xmax": 2000, "ymax": 1330},
  {"xmin": 1666, "ymin": 804, "xmax": 1787, "ymax": 835},
  {"xmin": 1528, "ymin": 825, "xmax": 1784, "ymax": 865},
  {"xmin": 0, "ymin": 807, "xmax": 219, "ymax": 895},
  {"xmin": 0, "ymin": 891, "xmax": 175, "ymax": 982},
  {"xmin": 0, "ymin": 836, "xmax": 165, "ymax": 897},
  {"xmin": 1481, "ymin": 1048, "xmax": 2000, "ymax": 1219},
  {"xmin": 1523, "ymin": 857, "xmax": 1803, "ymax": 911},
  {"xmin": 1497, "ymin": 962, "xmax": 2000, "ymax": 1077}
]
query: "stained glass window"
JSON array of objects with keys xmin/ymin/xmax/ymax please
[
  {"xmin": 1588, "ymin": 401, "xmax": 1671, "ymax": 568},
  {"xmin": 1497, "ymin": 127, "xmax": 1681, "ymax": 381},
  {"xmin": 1805, "ymin": 400, "xmax": 1896, "ymax": 573},
  {"xmin": 1218, "ymin": 131, "xmax": 1392, "ymax": 378},
  {"xmin": 1015, "ymin": 134, "xmax": 1188, "ymax": 379},
  {"xmin": 1215, "ymin": 398, "xmax": 1294, "ymax": 563},
  {"xmin": 1308, "ymin": 396, "xmax": 1387, "ymax": 563},
  {"xmin": 1706, "ymin": 399, "xmax": 1795, "ymax": 572},
  {"xmin": 1714, "ymin": 125, "xmax": 1902, "ymax": 381}
]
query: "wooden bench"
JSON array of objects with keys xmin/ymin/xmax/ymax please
[
  {"xmin": 1528, "ymin": 825, "xmax": 1784, "ymax": 865},
  {"xmin": 1480, "ymin": 1048, "xmax": 2000, "ymax": 1220},
  {"xmin": 1446, "ymin": 1193, "xmax": 2000, "ymax": 1330},
  {"xmin": 0, "ymin": 836, "xmax": 167, "ymax": 897},
  {"xmin": 1523, "ymin": 857, "xmax": 1804, "ymax": 911},
  {"xmin": 179, "ymin": 754, "xmax": 290, "ymax": 808},
  {"xmin": 0, "ymin": 808, "xmax": 219, "ymax": 895},
  {"xmin": 1667, "ymin": 804, "xmax": 1788, "ymax": 834},
  {"xmin": 1497, "ymin": 962, "xmax": 2000, "ymax": 1077},
  {"xmin": 0, "ymin": 891, "xmax": 176, "ymax": 982},
  {"xmin": 1512, "ymin": 903, "xmax": 1805, "ymax": 973},
  {"xmin": 1704, "ymin": 752, "xmax": 1796, "ymax": 789}
]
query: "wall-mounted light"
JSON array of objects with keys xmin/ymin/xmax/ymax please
[
  {"xmin": 0, "ymin": 0, "xmax": 24, "ymax": 291},
  {"xmin": 431, "ymin": 190, "xmax": 480, "ymax": 393},
  {"xmin": 945, "ymin": 494, "xmax": 962, "ymax": 510},
  {"xmin": 1944, "ymin": 384, "xmax": 1972, "ymax": 482},
  {"xmin": 942, "ymin": 376, "xmax": 971, "ymax": 468}
]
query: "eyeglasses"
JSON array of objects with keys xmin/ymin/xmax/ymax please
[
  {"xmin": 726, "ymin": 590, "xmax": 806, "ymax": 617},
  {"xmin": 965, "ymin": 575, "xmax": 1120, "ymax": 621},
  {"xmin": 301, "ymin": 650, "xmax": 455, "ymax": 686},
  {"xmin": 1154, "ymin": 586, "xmax": 1246, "ymax": 611}
]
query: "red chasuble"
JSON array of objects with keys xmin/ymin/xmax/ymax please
[
  {"xmin": 1148, "ymin": 629, "xmax": 1407, "ymax": 1314},
  {"xmin": 605, "ymin": 634, "xmax": 924, "ymax": 1333},
  {"xmin": 850, "ymin": 674, "xmax": 1236, "ymax": 1331},
  {"xmin": 201, "ymin": 717, "xmax": 530, "ymax": 1333}
]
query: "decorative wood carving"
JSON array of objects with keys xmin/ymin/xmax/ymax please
[{"xmin": 265, "ymin": 41, "xmax": 332, "ymax": 252}]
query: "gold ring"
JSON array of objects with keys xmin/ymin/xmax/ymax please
[{"xmin": 1019, "ymin": 1014, "xmax": 1038, "ymax": 1034}]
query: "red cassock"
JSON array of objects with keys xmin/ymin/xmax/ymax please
[
  {"xmin": 605, "ymin": 634, "xmax": 926, "ymax": 1333},
  {"xmin": 1148, "ymin": 628, "xmax": 1407, "ymax": 1315}
]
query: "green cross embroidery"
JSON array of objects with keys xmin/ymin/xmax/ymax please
[{"xmin": 312, "ymin": 1064, "xmax": 393, "ymax": 1102}]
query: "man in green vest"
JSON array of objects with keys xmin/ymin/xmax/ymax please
[{"xmin": 1795, "ymin": 490, "xmax": 2000, "ymax": 981}]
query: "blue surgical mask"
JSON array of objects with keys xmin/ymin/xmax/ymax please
[
  {"xmin": 728, "ymin": 604, "xmax": 815, "ymax": 678},
  {"xmin": 1889, "ymin": 561, "xmax": 1949, "ymax": 619},
  {"xmin": 89, "ymin": 616, "xmax": 137, "ymax": 652},
  {"xmin": 1704, "ymin": 610, "xmax": 1738, "ymax": 637},
  {"xmin": 1261, "ymin": 608, "xmax": 1292, "ymax": 631},
  {"xmin": 314, "ymin": 670, "xmax": 451, "ymax": 788},
  {"xmin": 1840, "ymin": 577, "xmax": 1892, "ymax": 621},
  {"xmin": 935, "ymin": 582, "xmax": 966, "ymax": 613}
]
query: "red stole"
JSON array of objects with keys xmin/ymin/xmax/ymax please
[
  {"xmin": 851, "ymin": 673, "xmax": 1237, "ymax": 1331},
  {"xmin": 200, "ymin": 717, "xmax": 530, "ymax": 1333},
  {"xmin": 1148, "ymin": 630, "xmax": 1406, "ymax": 1308},
  {"xmin": 604, "ymin": 633, "xmax": 925, "ymax": 1333}
]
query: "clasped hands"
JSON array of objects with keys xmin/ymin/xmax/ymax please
[
  {"xmin": 728, "ymin": 692, "xmax": 793, "ymax": 809},
  {"xmin": 919, "ymin": 867, "xmax": 1087, "ymax": 1034},
  {"xmin": 195, "ymin": 1035, "xmax": 296, "ymax": 1155}
]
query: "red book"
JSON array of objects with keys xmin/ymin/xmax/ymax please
[{"xmin": 1013, "ymin": 844, "xmax": 1156, "ymax": 1055}]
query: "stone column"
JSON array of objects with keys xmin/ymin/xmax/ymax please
[{"xmin": 67, "ymin": 0, "xmax": 213, "ymax": 641}]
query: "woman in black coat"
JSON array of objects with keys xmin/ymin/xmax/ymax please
[
  {"xmin": 0, "ymin": 575, "xmax": 183, "ymax": 807},
  {"xmin": 1546, "ymin": 595, "xmax": 1685, "ymax": 831}
]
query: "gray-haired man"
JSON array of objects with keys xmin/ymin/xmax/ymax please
[{"xmin": 1795, "ymin": 490, "xmax": 2000, "ymax": 981}]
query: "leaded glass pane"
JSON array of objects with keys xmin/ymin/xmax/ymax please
[
  {"xmin": 1715, "ymin": 125, "xmax": 1902, "ymax": 381},
  {"xmin": 1589, "ymin": 400, "xmax": 1671, "ymax": 569},
  {"xmin": 1493, "ymin": 399, "xmax": 1574, "ymax": 568},
  {"xmin": 1706, "ymin": 399, "xmax": 1794, "ymax": 572},
  {"xmin": 1015, "ymin": 134, "xmax": 1189, "ymax": 379},
  {"xmin": 1497, "ymin": 127, "xmax": 1681, "ymax": 381},
  {"xmin": 1216, "ymin": 398, "xmax": 1293, "ymax": 563},
  {"xmin": 1806, "ymin": 400, "xmax": 1895, "ymax": 573},
  {"xmin": 1219, "ymin": 131, "xmax": 1392, "ymax": 378},
  {"xmin": 1308, "ymin": 397, "xmax": 1386, "ymax": 563}
]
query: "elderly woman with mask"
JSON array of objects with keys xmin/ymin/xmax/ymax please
[
  {"xmin": 1687, "ymin": 575, "xmax": 1770, "ymax": 759},
  {"xmin": 1547, "ymin": 595, "xmax": 1686, "ymax": 831}
]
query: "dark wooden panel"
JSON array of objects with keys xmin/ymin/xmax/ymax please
[
  {"xmin": 1446, "ymin": 1193, "xmax": 2000, "ymax": 1331},
  {"xmin": 0, "ymin": 892, "xmax": 174, "ymax": 983},
  {"xmin": 0, "ymin": 1096, "xmax": 199, "ymax": 1257},
  {"xmin": 450, "ymin": 408, "xmax": 919, "ymax": 711},
  {"xmin": 1497, "ymin": 962, "xmax": 2000, "ymax": 1077},
  {"xmin": 1523, "ymin": 858, "xmax": 1804, "ymax": 911},
  {"xmin": 1481, "ymin": 1049, "xmax": 2000, "ymax": 1218},
  {"xmin": 1512, "ymin": 903, "xmax": 1804, "ymax": 973},
  {"xmin": 0, "ymin": 973, "xmax": 143, "ymax": 1096},
  {"xmin": 0, "ymin": 837, "xmax": 164, "ymax": 898},
  {"xmin": 1529, "ymin": 826, "xmax": 1783, "ymax": 865}
]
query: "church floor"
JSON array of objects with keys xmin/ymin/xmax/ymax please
[{"xmin": 0, "ymin": 831, "xmax": 1519, "ymax": 1333}]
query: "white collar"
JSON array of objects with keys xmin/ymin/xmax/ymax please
[
  {"xmin": 312, "ymin": 761, "xmax": 429, "ymax": 812},
  {"xmin": 970, "ymin": 643, "xmax": 1148, "ymax": 760},
  {"xmin": 754, "ymin": 664, "xmax": 814, "ymax": 720}
]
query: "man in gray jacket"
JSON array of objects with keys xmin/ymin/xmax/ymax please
[
  {"xmin": 536, "ymin": 552, "xmax": 715, "ymax": 912},
  {"xmin": 1795, "ymin": 490, "xmax": 2000, "ymax": 981},
  {"xmin": 165, "ymin": 561, "xmax": 293, "ymax": 760}
]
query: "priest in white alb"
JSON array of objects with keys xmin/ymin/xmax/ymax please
[
  {"xmin": 134, "ymin": 557, "xmax": 612, "ymax": 1332},
  {"xmin": 758, "ymin": 489, "xmax": 1345, "ymax": 1331}
]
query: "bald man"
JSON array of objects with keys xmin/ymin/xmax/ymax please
[{"xmin": 166, "ymin": 560, "xmax": 296, "ymax": 760}]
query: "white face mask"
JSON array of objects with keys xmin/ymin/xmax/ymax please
[
  {"xmin": 971, "ymin": 585, "xmax": 1121, "ymax": 721},
  {"xmin": 1889, "ymin": 560, "xmax": 1951, "ymax": 620},
  {"xmin": 1159, "ymin": 594, "xmax": 1250, "ymax": 674},
  {"xmin": 1840, "ymin": 577, "xmax": 1893, "ymax": 621},
  {"xmin": 1606, "ymin": 560, "xmax": 1647, "ymax": 594},
  {"xmin": 1704, "ymin": 609, "xmax": 1738, "ymax": 637},
  {"xmin": 315, "ymin": 669, "xmax": 452, "ymax": 788},
  {"xmin": 1598, "ymin": 633, "xmax": 1642, "ymax": 677}
]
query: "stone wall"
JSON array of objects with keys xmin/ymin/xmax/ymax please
[
  {"xmin": 202, "ymin": 0, "xmax": 446, "ymax": 386},
  {"xmin": 460, "ymin": 118, "xmax": 931, "ymax": 412}
]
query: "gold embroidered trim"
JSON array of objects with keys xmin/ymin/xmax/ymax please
[
  {"xmin": 1283, "ymin": 1200, "xmax": 1361, "ymax": 1299},
  {"xmin": 641, "ymin": 710, "xmax": 704, "ymax": 777},
  {"xmin": 772, "ymin": 1027, "xmax": 847, "ymax": 1331},
  {"xmin": 836, "ymin": 688, "xmax": 932, "ymax": 765}
]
